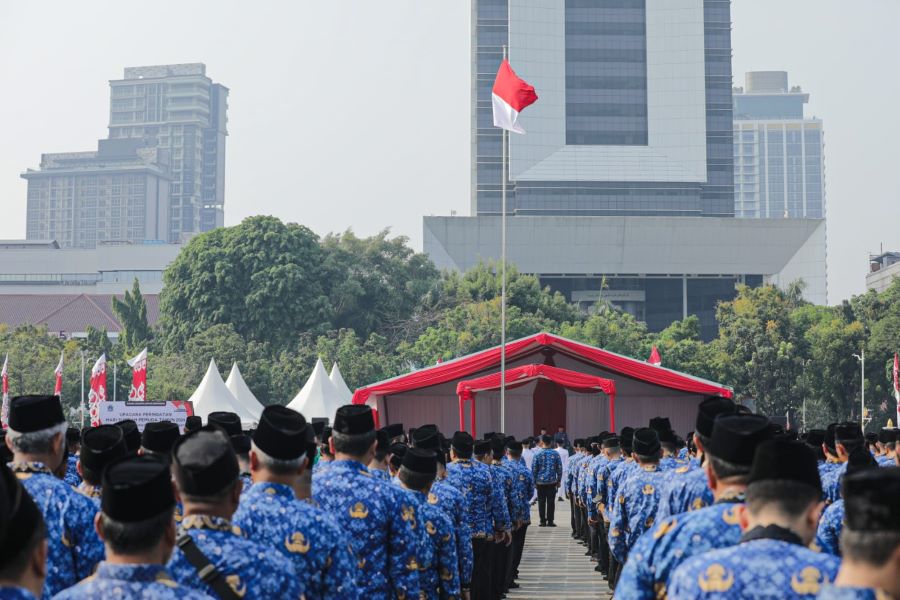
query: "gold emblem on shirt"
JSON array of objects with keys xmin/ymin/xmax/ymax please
[
  {"xmin": 401, "ymin": 505, "xmax": 416, "ymax": 525},
  {"xmin": 691, "ymin": 497, "xmax": 706, "ymax": 511},
  {"xmin": 654, "ymin": 582, "xmax": 667, "ymax": 599},
  {"xmin": 790, "ymin": 566, "xmax": 826, "ymax": 595},
  {"xmin": 642, "ymin": 484, "xmax": 655, "ymax": 495},
  {"xmin": 610, "ymin": 527, "xmax": 621, "ymax": 538},
  {"xmin": 426, "ymin": 521, "xmax": 437, "ymax": 535},
  {"xmin": 285, "ymin": 532, "xmax": 311, "ymax": 554},
  {"xmin": 697, "ymin": 564, "xmax": 734, "ymax": 592},
  {"xmin": 407, "ymin": 557, "xmax": 419, "ymax": 570},
  {"xmin": 653, "ymin": 519, "xmax": 677, "ymax": 539},
  {"xmin": 428, "ymin": 492, "xmax": 439, "ymax": 504},
  {"xmin": 675, "ymin": 466, "xmax": 690, "ymax": 474},
  {"xmin": 644, "ymin": 516, "xmax": 655, "ymax": 528},
  {"xmin": 349, "ymin": 502, "xmax": 369, "ymax": 519},
  {"xmin": 721, "ymin": 506, "xmax": 741, "ymax": 525},
  {"xmin": 155, "ymin": 571, "xmax": 179, "ymax": 588},
  {"xmin": 441, "ymin": 567, "xmax": 452, "ymax": 581},
  {"xmin": 226, "ymin": 574, "xmax": 247, "ymax": 598}
]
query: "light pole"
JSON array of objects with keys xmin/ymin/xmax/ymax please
[{"xmin": 853, "ymin": 350, "xmax": 865, "ymax": 429}]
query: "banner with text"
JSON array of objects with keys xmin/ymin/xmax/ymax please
[{"xmin": 98, "ymin": 401, "xmax": 194, "ymax": 432}]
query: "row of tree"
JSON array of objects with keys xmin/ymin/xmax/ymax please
[{"xmin": 2, "ymin": 216, "xmax": 898, "ymax": 430}]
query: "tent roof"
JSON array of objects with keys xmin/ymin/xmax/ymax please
[
  {"xmin": 329, "ymin": 363, "xmax": 353, "ymax": 404},
  {"xmin": 287, "ymin": 358, "xmax": 344, "ymax": 421},
  {"xmin": 188, "ymin": 359, "xmax": 259, "ymax": 425},
  {"xmin": 225, "ymin": 363, "xmax": 264, "ymax": 420},
  {"xmin": 457, "ymin": 363, "xmax": 616, "ymax": 397},
  {"xmin": 353, "ymin": 332, "xmax": 731, "ymax": 405}
]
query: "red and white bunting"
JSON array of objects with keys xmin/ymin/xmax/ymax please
[
  {"xmin": 1, "ymin": 354, "xmax": 8, "ymax": 429},
  {"xmin": 88, "ymin": 354, "xmax": 107, "ymax": 427},
  {"xmin": 54, "ymin": 351, "xmax": 64, "ymax": 397},
  {"xmin": 127, "ymin": 348, "xmax": 148, "ymax": 401},
  {"xmin": 894, "ymin": 352, "xmax": 899, "ymax": 426}
]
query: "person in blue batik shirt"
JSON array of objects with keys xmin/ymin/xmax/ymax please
[
  {"xmin": 565, "ymin": 439, "xmax": 585, "ymax": 536},
  {"xmin": 669, "ymin": 438, "xmax": 839, "ymax": 600},
  {"xmin": 485, "ymin": 437, "xmax": 515, "ymax": 599},
  {"xmin": 62, "ymin": 429, "xmax": 81, "ymax": 488},
  {"xmin": 816, "ymin": 467, "xmax": 900, "ymax": 600},
  {"xmin": 595, "ymin": 436, "xmax": 626, "ymax": 578},
  {"xmin": 0, "ymin": 464, "xmax": 48, "ymax": 600},
  {"xmin": 75, "ymin": 425, "xmax": 128, "ymax": 508},
  {"xmin": 54, "ymin": 454, "xmax": 214, "ymax": 600},
  {"xmin": 5, "ymin": 395, "xmax": 104, "ymax": 599},
  {"xmin": 608, "ymin": 428, "xmax": 667, "ymax": 572},
  {"xmin": 445, "ymin": 430, "xmax": 510, "ymax": 600},
  {"xmin": 531, "ymin": 434, "xmax": 562, "ymax": 527},
  {"xmin": 368, "ymin": 428, "xmax": 392, "ymax": 482},
  {"xmin": 504, "ymin": 440, "xmax": 533, "ymax": 590},
  {"xmin": 873, "ymin": 427, "xmax": 897, "ymax": 467},
  {"xmin": 814, "ymin": 446, "xmax": 879, "ymax": 556},
  {"xmin": 312, "ymin": 426, "xmax": 335, "ymax": 476},
  {"xmin": 229, "ymin": 433, "xmax": 253, "ymax": 494},
  {"xmin": 821, "ymin": 422, "xmax": 865, "ymax": 505},
  {"xmin": 616, "ymin": 413, "xmax": 772, "ymax": 600},
  {"xmin": 139, "ymin": 420, "xmax": 180, "ymax": 462},
  {"xmin": 313, "ymin": 405, "xmax": 423, "ymax": 600},
  {"xmin": 235, "ymin": 406, "xmax": 357, "ymax": 600},
  {"xmin": 397, "ymin": 448, "xmax": 460, "ymax": 600},
  {"xmin": 167, "ymin": 426, "xmax": 302, "ymax": 600}
]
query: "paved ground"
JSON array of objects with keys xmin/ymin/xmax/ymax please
[{"xmin": 507, "ymin": 499, "xmax": 613, "ymax": 599}]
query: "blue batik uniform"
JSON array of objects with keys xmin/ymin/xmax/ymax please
[
  {"xmin": 409, "ymin": 490, "xmax": 460, "ymax": 600},
  {"xmin": 313, "ymin": 459, "xmax": 423, "ymax": 599},
  {"xmin": 505, "ymin": 460, "xmax": 534, "ymax": 524},
  {"xmin": 52, "ymin": 563, "xmax": 214, "ymax": 600},
  {"xmin": 0, "ymin": 587, "xmax": 37, "ymax": 600},
  {"xmin": 669, "ymin": 534, "xmax": 840, "ymax": 599},
  {"xmin": 369, "ymin": 467, "xmax": 391, "ymax": 481},
  {"xmin": 814, "ymin": 499, "xmax": 844, "ymax": 556},
  {"xmin": 167, "ymin": 514, "xmax": 303, "ymax": 600},
  {"xmin": 656, "ymin": 465, "xmax": 713, "ymax": 520},
  {"xmin": 234, "ymin": 482, "xmax": 358, "ymax": 600},
  {"xmin": 531, "ymin": 448, "xmax": 562, "ymax": 485},
  {"xmin": 606, "ymin": 459, "xmax": 637, "ymax": 510},
  {"xmin": 875, "ymin": 454, "xmax": 895, "ymax": 467},
  {"xmin": 63, "ymin": 455, "xmax": 81, "ymax": 487},
  {"xmin": 608, "ymin": 463, "xmax": 666, "ymax": 563},
  {"xmin": 678, "ymin": 447, "xmax": 689, "ymax": 460},
  {"xmin": 445, "ymin": 458, "xmax": 510, "ymax": 539},
  {"xmin": 75, "ymin": 483, "xmax": 101, "ymax": 509},
  {"xmin": 312, "ymin": 459, "xmax": 331, "ymax": 475},
  {"xmin": 239, "ymin": 473, "xmax": 252, "ymax": 494},
  {"xmin": 822, "ymin": 463, "xmax": 846, "ymax": 504},
  {"xmin": 817, "ymin": 584, "xmax": 893, "ymax": 599},
  {"xmin": 584, "ymin": 455, "xmax": 608, "ymax": 520},
  {"xmin": 490, "ymin": 461, "xmax": 515, "ymax": 528},
  {"xmin": 429, "ymin": 480, "xmax": 473, "ymax": 587},
  {"xmin": 659, "ymin": 455, "xmax": 680, "ymax": 471},
  {"xmin": 11, "ymin": 462, "xmax": 104, "ymax": 599},
  {"xmin": 596, "ymin": 457, "xmax": 624, "ymax": 521},
  {"xmin": 565, "ymin": 453, "xmax": 585, "ymax": 496},
  {"xmin": 616, "ymin": 497, "xmax": 745, "ymax": 600}
]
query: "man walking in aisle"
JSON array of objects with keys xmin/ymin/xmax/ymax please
[{"xmin": 532, "ymin": 434, "xmax": 562, "ymax": 527}]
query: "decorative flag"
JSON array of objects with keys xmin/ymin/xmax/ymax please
[
  {"xmin": 54, "ymin": 351, "xmax": 64, "ymax": 396},
  {"xmin": 127, "ymin": 348, "xmax": 148, "ymax": 401},
  {"xmin": 492, "ymin": 58, "xmax": 538, "ymax": 134},
  {"xmin": 648, "ymin": 346, "xmax": 662, "ymax": 367},
  {"xmin": 1, "ymin": 354, "xmax": 8, "ymax": 429},
  {"xmin": 88, "ymin": 354, "xmax": 107, "ymax": 427},
  {"xmin": 894, "ymin": 352, "xmax": 899, "ymax": 426}
]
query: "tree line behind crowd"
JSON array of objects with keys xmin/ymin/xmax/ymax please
[{"xmin": 2, "ymin": 215, "xmax": 898, "ymax": 429}]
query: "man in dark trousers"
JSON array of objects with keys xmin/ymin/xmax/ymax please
[{"xmin": 531, "ymin": 434, "xmax": 563, "ymax": 526}]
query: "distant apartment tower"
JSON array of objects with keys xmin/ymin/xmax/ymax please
[
  {"xmin": 22, "ymin": 139, "xmax": 171, "ymax": 248},
  {"xmin": 733, "ymin": 71, "xmax": 825, "ymax": 219},
  {"xmin": 107, "ymin": 64, "xmax": 228, "ymax": 240}
]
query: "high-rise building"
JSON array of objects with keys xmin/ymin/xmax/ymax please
[
  {"xmin": 107, "ymin": 64, "xmax": 228, "ymax": 240},
  {"xmin": 733, "ymin": 71, "xmax": 825, "ymax": 219},
  {"xmin": 22, "ymin": 139, "xmax": 171, "ymax": 248},
  {"xmin": 426, "ymin": 0, "xmax": 827, "ymax": 340}
]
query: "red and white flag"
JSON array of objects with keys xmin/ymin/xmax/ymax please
[
  {"xmin": 893, "ymin": 352, "xmax": 899, "ymax": 425},
  {"xmin": 54, "ymin": 351, "xmax": 64, "ymax": 396},
  {"xmin": 127, "ymin": 347, "xmax": 148, "ymax": 401},
  {"xmin": 1, "ymin": 354, "xmax": 8, "ymax": 429},
  {"xmin": 492, "ymin": 58, "xmax": 538, "ymax": 134},
  {"xmin": 648, "ymin": 346, "xmax": 662, "ymax": 367},
  {"xmin": 88, "ymin": 354, "xmax": 107, "ymax": 427}
]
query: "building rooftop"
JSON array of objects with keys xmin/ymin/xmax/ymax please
[{"xmin": 0, "ymin": 293, "xmax": 160, "ymax": 336}]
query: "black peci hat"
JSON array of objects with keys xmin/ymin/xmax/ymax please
[
  {"xmin": 383, "ymin": 423, "xmax": 405, "ymax": 440},
  {"xmin": 658, "ymin": 429, "xmax": 677, "ymax": 445},
  {"xmin": 695, "ymin": 396, "xmax": 737, "ymax": 438},
  {"xmin": 115, "ymin": 420, "xmax": 141, "ymax": 453},
  {"xmin": 632, "ymin": 428, "xmax": 660, "ymax": 456},
  {"xmin": 184, "ymin": 415, "xmax": 202, "ymax": 433},
  {"xmin": 0, "ymin": 431, "xmax": 11, "ymax": 464},
  {"xmin": 333, "ymin": 405, "xmax": 375, "ymax": 435},
  {"xmin": 207, "ymin": 412, "xmax": 242, "ymax": 437},
  {"xmin": 451, "ymin": 431, "xmax": 474, "ymax": 453},
  {"xmin": 824, "ymin": 423, "xmax": 837, "ymax": 451},
  {"xmin": 842, "ymin": 467, "xmax": 900, "ymax": 532},
  {"xmin": 66, "ymin": 427, "xmax": 81, "ymax": 445},
  {"xmin": 835, "ymin": 422, "xmax": 863, "ymax": 443},
  {"xmin": 507, "ymin": 440, "xmax": 523, "ymax": 453},
  {"xmin": 412, "ymin": 427, "xmax": 440, "ymax": 451},
  {"xmin": 648, "ymin": 417, "xmax": 672, "ymax": 434},
  {"xmin": 747, "ymin": 438, "xmax": 821, "ymax": 491},
  {"xmin": 230, "ymin": 433, "xmax": 251, "ymax": 455},
  {"xmin": 474, "ymin": 440, "xmax": 491, "ymax": 456},
  {"xmin": 81, "ymin": 425, "xmax": 127, "ymax": 474},
  {"xmin": 389, "ymin": 442, "xmax": 408, "ymax": 458},
  {"xmin": 402, "ymin": 448, "xmax": 437, "ymax": 476},
  {"xmin": 8, "ymin": 395, "xmax": 65, "ymax": 433},
  {"xmin": 172, "ymin": 427, "xmax": 239, "ymax": 497},
  {"xmin": 101, "ymin": 454, "xmax": 175, "ymax": 522},
  {"xmin": 252, "ymin": 406, "xmax": 308, "ymax": 461},
  {"xmin": 805, "ymin": 429, "xmax": 826, "ymax": 448},
  {"xmin": 490, "ymin": 437, "xmax": 506, "ymax": 457},
  {"xmin": 311, "ymin": 420, "xmax": 326, "ymax": 438},
  {"xmin": 705, "ymin": 414, "xmax": 773, "ymax": 466},
  {"xmin": 602, "ymin": 436, "xmax": 621, "ymax": 449},
  {"xmin": 375, "ymin": 429, "xmax": 390, "ymax": 453},
  {"xmin": 844, "ymin": 446, "xmax": 878, "ymax": 477},
  {"xmin": 0, "ymin": 465, "xmax": 43, "ymax": 568},
  {"xmin": 141, "ymin": 421, "xmax": 180, "ymax": 454},
  {"xmin": 877, "ymin": 428, "xmax": 896, "ymax": 444}
]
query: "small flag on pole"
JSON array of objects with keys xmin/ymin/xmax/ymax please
[
  {"xmin": 54, "ymin": 351, "xmax": 64, "ymax": 396},
  {"xmin": 893, "ymin": 352, "xmax": 899, "ymax": 426},
  {"xmin": 492, "ymin": 58, "xmax": 538, "ymax": 134},
  {"xmin": 127, "ymin": 347, "xmax": 148, "ymax": 401},
  {"xmin": 648, "ymin": 346, "xmax": 662, "ymax": 367},
  {"xmin": 88, "ymin": 354, "xmax": 107, "ymax": 427},
  {"xmin": 1, "ymin": 354, "xmax": 8, "ymax": 429}
]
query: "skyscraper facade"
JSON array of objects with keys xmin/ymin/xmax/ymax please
[
  {"xmin": 733, "ymin": 71, "xmax": 825, "ymax": 219},
  {"xmin": 107, "ymin": 64, "xmax": 228, "ymax": 240}
]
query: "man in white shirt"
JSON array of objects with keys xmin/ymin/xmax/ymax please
[{"xmin": 554, "ymin": 441, "xmax": 570, "ymax": 501}]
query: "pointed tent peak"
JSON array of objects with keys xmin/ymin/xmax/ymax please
[
  {"xmin": 329, "ymin": 362, "xmax": 353, "ymax": 404},
  {"xmin": 287, "ymin": 358, "xmax": 344, "ymax": 421},
  {"xmin": 648, "ymin": 346, "xmax": 662, "ymax": 366},
  {"xmin": 189, "ymin": 358, "xmax": 257, "ymax": 426},
  {"xmin": 225, "ymin": 362, "xmax": 264, "ymax": 420}
]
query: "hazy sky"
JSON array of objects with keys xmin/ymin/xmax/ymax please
[{"xmin": 1, "ymin": 1, "xmax": 897, "ymax": 303}]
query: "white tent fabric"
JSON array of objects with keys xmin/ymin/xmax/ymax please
[
  {"xmin": 188, "ymin": 359, "xmax": 258, "ymax": 426},
  {"xmin": 225, "ymin": 363, "xmax": 264, "ymax": 420},
  {"xmin": 329, "ymin": 362, "xmax": 353, "ymax": 404},
  {"xmin": 286, "ymin": 358, "xmax": 344, "ymax": 422}
]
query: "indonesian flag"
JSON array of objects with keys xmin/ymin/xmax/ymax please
[
  {"xmin": 648, "ymin": 346, "xmax": 662, "ymax": 367},
  {"xmin": 894, "ymin": 353, "xmax": 899, "ymax": 425},
  {"xmin": 88, "ymin": 354, "xmax": 107, "ymax": 427},
  {"xmin": 54, "ymin": 351, "xmax": 64, "ymax": 396},
  {"xmin": 127, "ymin": 348, "xmax": 148, "ymax": 401},
  {"xmin": 1, "ymin": 354, "xmax": 8, "ymax": 429},
  {"xmin": 492, "ymin": 58, "xmax": 538, "ymax": 134}
]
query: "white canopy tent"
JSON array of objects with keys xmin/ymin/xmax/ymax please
[
  {"xmin": 329, "ymin": 362, "xmax": 353, "ymax": 404},
  {"xmin": 225, "ymin": 363, "xmax": 264, "ymax": 421},
  {"xmin": 188, "ymin": 359, "xmax": 258, "ymax": 426},
  {"xmin": 286, "ymin": 358, "xmax": 344, "ymax": 422}
]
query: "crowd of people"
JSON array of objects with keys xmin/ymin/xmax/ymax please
[{"xmin": 0, "ymin": 391, "xmax": 898, "ymax": 599}]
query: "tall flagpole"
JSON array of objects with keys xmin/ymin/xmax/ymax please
[{"xmin": 500, "ymin": 45, "xmax": 508, "ymax": 434}]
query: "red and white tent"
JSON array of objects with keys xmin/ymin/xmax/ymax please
[{"xmin": 352, "ymin": 332, "xmax": 732, "ymax": 438}]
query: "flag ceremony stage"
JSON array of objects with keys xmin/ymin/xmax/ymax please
[{"xmin": 352, "ymin": 333, "xmax": 732, "ymax": 439}]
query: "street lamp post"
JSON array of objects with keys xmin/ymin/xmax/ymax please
[{"xmin": 853, "ymin": 350, "xmax": 865, "ymax": 429}]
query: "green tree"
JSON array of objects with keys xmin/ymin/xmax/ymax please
[
  {"xmin": 112, "ymin": 278, "xmax": 151, "ymax": 354},
  {"xmin": 557, "ymin": 303, "xmax": 648, "ymax": 358}
]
